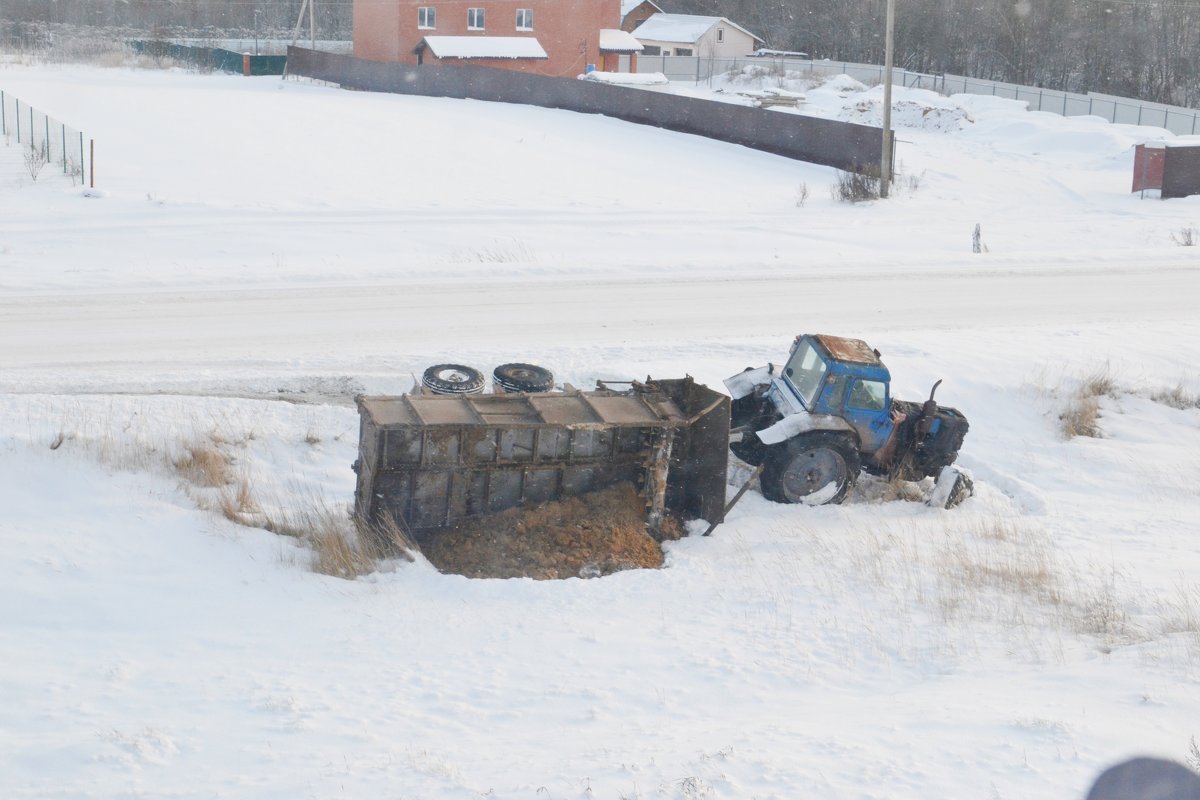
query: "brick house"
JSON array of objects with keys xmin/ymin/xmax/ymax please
[
  {"xmin": 353, "ymin": 0, "xmax": 636, "ymax": 77},
  {"xmin": 619, "ymin": 0, "xmax": 663, "ymax": 33}
]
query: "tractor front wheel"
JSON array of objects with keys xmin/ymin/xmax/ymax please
[{"xmin": 761, "ymin": 433, "xmax": 861, "ymax": 505}]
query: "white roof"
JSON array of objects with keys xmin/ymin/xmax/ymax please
[
  {"xmin": 421, "ymin": 36, "xmax": 547, "ymax": 59},
  {"xmin": 631, "ymin": 13, "xmax": 761, "ymax": 45},
  {"xmin": 599, "ymin": 29, "xmax": 644, "ymax": 52},
  {"xmin": 620, "ymin": 0, "xmax": 663, "ymax": 18}
]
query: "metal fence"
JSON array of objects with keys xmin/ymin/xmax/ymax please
[
  {"xmin": 0, "ymin": 90, "xmax": 94, "ymax": 187},
  {"xmin": 128, "ymin": 40, "xmax": 288, "ymax": 76},
  {"xmin": 637, "ymin": 55, "xmax": 1200, "ymax": 136}
]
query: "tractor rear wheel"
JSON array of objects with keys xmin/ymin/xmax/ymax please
[{"xmin": 761, "ymin": 433, "xmax": 861, "ymax": 505}]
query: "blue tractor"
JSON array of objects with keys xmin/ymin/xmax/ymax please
[{"xmin": 724, "ymin": 334, "xmax": 973, "ymax": 508}]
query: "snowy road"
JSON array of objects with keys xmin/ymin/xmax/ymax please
[{"xmin": 3, "ymin": 258, "xmax": 1196, "ymax": 376}]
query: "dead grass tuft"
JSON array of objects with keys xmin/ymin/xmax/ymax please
[
  {"xmin": 831, "ymin": 167, "xmax": 880, "ymax": 203},
  {"xmin": 1081, "ymin": 364, "xmax": 1117, "ymax": 399},
  {"xmin": 1150, "ymin": 384, "xmax": 1200, "ymax": 410},
  {"xmin": 1060, "ymin": 394, "xmax": 1102, "ymax": 439},
  {"xmin": 263, "ymin": 504, "xmax": 417, "ymax": 579},
  {"xmin": 174, "ymin": 442, "xmax": 231, "ymax": 487},
  {"xmin": 942, "ymin": 520, "xmax": 1064, "ymax": 609},
  {"xmin": 218, "ymin": 479, "xmax": 259, "ymax": 523},
  {"xmin": 1060, "ymin": 365, "xmax": 1116, "ymax": 439}
]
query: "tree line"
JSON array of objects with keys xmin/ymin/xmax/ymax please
[
  {"xmin": 0, "ymin": 0, "xmax": 351, "ymax": 45},
  {"xmin": 684, "ymin": 0, "xmax": 1200, "ymax": 105},
  {"xmin": 2, "ymin": 0, "xmax": 1199, "ymax": 105}
]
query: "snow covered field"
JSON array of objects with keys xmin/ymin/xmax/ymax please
[{"xmin": 2, "ymin": 61, "xmax": 1199, "ymax": 799}]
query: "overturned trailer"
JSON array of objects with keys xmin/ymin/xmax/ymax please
[{"xmin": 353, "ymin": 378, "xmax": 730, "ymax": 541}]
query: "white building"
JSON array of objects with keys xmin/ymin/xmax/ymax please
[{"xmin": 630, "ymin": 13, "xmax": 762, "ymax": 58}]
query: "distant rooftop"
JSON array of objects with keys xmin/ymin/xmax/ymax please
[{"xmin": 630, "ymin": 13, "xmax": 760, "ymax": 44}]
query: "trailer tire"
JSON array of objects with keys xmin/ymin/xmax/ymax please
[
  {"xmin": 492, "ymin": 363, "xmax": 554, "ymax": 393},
  {"xmin": 761, "ymin": 433, "xmax": 860, "ymax": 505},
  {"xmin": 422, "ymin": 364, "xmax": 485, "ymax": 395}
]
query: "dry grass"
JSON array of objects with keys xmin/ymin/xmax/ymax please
[
  {"xmin": 1150, "ymin": 384, "xmax": 1200, "ymax": 410},
  {"xmin": 1060, "ymin": 394, "xmax": 1102, "ymax": 439},
  {"xmin": 218, "ymin": 478, "xmax": 259, "ymax": 523},
  {"xmin": 265, "ymin": 504, "xmax": 416, "ymax": 578},
  {"xmin": 1081, "ymin": 364, "xmax": 1117, "ymax": 398},
  {"xmin": 831, "ymin": 167, "xmax": 881, "ymax": 203},
  {"xmin": 1059, "ymin": 364, "xmax": 1117, "ymax": 439},
  {"xmin": 174, "ymin": 441, "xmax": 232, "ymax": 487}
]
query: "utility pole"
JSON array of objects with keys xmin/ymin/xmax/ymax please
[
  {"xmin": 880, "ymin": 0, "xmax": 895, "ymax": 198},
  {"xmin": 290, "ymin": 0, "xmax": 317, "ymax": 49}
]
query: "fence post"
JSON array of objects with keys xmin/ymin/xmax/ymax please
[
  {"xmin": 1137, "ymin": 104, "xmax": 1143, "ymax": 125},
  {"xmin": 1193, "ymin": 113, "xmax": 1197, "ymax": 135},
  {"xmin": 60, "ymin": 123, "xmax": 66, "ymax": 171},
  {"xmin": 44, "ymin": 114, "xmax": 49, "ymax": 158}
]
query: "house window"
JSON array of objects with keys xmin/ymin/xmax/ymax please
[
  {"xmin": 418, "ymin": 6, "xmax": 435, "ymax": 29},
  {"xmin": 467, "ymin": 7, "xmax": 485, "ymax": 29},
  {"xmin": 675, "ymin": 47, "xmax": 693, "ymax": 56},
  {"xmin": 717, "ymin": 28, "xmax": 724, "ymax": 42},
  {"xmin": 642, "ymin": 44, "xmax": 661, "ymax": 55},
  {"xmin": 516, "ymin": 8, "xmax": 533, "ymax": 30}
]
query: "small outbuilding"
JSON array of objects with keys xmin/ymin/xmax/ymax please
[
  {"xmin": 598, "ymin": 28, "xmax": 644, "ymax": 72},
  {"xmin": 630, "ymin": 13, "xmax": 762, "ymax": 58},
  {"xmin": 1132, "ymin": 140, "xmax": 1200, "ymax": 199}
]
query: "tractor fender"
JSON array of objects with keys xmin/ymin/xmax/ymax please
[
  {"xmin": 756, "ymin": 412, "xmax": 856, "ymax": 446},
  {"xmin": 723, "ymin": 366, "xmax": 774, "ymax": 400}
]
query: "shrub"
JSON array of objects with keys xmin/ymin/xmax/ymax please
[{"xmin": 831, "ymin": 168, "xmax": 880, "ymax": 203}]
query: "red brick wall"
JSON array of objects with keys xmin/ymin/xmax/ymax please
[{"xmin": 353, "ymin": 0, "xmax": 620, "ymax": 77}]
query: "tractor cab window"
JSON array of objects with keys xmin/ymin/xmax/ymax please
[
  {"xmin": 783, "ymin": 339, "xmax": 828, "ymax": 408},
  {"xmin": 847, "ymin": 379, "xmax": 887, "ymax": 411}
]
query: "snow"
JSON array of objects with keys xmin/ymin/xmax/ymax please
[
  {"xmin": 421, "ymin": 36, "xmax": 548, "ymax": 60},
  {"xmin": 599, "ymin": 29, "xmax": 644, "ymax": 53},
  {"xmin": 630, "ymin": 13, "xmax": 724, "ymax": 44},
  {"xmin": 3, "ymin": 61, "xmax": 1200, "ymax": 800},
  {"xmin": 580, "ymin": 70, "xmax": 668, "ymax": 85}
]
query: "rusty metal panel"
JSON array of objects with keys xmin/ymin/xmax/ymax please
[
  {"xmin": 1133, "ymin": 143, "xmax": 1165, "ymax": 192},
  {"xmin": 584, "ymin": 394, "xmax": 672, "ymax": 424},
  {"xmin": 528, "ymin": 395, "xmax": 601, "ymax": 425},
  {"xmin": 1162, "ymin": 145, "xmax": 1200, "ymax": 199},
  {"xmin": 815, "ymin": 334, "xmax": 881, "ymax": 365}
]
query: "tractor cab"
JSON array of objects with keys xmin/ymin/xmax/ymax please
[{"xmin": 780, "ymin": 334, "xmax": 894, "ymax": 454}]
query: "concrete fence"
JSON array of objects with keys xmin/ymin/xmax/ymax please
[{"xmin": 284, "ymin": 46, "xmax": 888, "ymax": 173}]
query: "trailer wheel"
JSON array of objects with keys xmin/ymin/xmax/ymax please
[
  {"xmin": 492, "ymin": 363, "xmax": 554, "ymax": 393},
  {"xmin": 422, "ymin": 364, "xmax": 485, "ymax": 395},
  {"xmin": 761, "ymin": 433, "xmax": 860, "ymax": 505}
]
